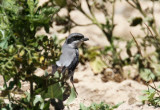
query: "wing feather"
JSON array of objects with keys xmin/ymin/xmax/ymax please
[{"xmin": 56, "ymin": 48, "xmax": 78, "ymax": 68}]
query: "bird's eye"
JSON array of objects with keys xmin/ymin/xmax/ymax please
[
  {"xmin": 75, "ymin": 37, "xmax": 79, "ymax": 40},
  {"xmin": 76, "ymin": 36, "xmax": 83, "ymax": 40}
]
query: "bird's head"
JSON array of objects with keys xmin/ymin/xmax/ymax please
[{"xmin": 65, "ymin": 33, "xmax": 89, "ymax": 48}]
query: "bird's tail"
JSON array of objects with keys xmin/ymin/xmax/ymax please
[{"xmin": 52, "ymin": 64, "xmax": 58, "ymax": 74}]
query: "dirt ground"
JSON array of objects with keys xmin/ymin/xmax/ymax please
[
  {"xmin": 33, "ymin": 63, "xmax": 160, "ymax": 110},
  {"xmin": 64, "ymin": 63, "xmax": 160, "ymax": 110}
]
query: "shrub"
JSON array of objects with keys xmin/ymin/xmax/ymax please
[{"xmin": 0, "ymin": 0, "xmax": 72, "ymax": 109}]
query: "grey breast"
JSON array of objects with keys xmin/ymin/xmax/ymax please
[{"xmin": 56, "ymin": 46, "xmax": 77, "ymax": 67}]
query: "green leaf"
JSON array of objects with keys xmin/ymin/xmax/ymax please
[
  {"xmin": 80, "ymin": 102, "xmax": 122, "ymax": 110},
  {"xmin": 55, "ymin": 0, "xmax": 66, "ymax": 7},
  {"xmin": 0, "ymin": 39, "xmax": 8, "ymax": 49},
  {"xmin": 33, "ymin": 95, "xmax": 44, "ymax": 109},
  {"xmin": 151, "ymin": 63, "xmax": 160, "ymax": 79},
  {"xmin": 0, "ymin": 29, "xmax": 5, "ymax": 38},
  {"xmin": 139, "ymin": 95, "xmax": 148, "ymax": 102},
  {"xmin": 140, "ymin": 68, "xmax": 155, "ymax": 82},
  {"xmin": 30, "ymin": 24, "xmax": 34, "ymax": 31},
  {"xmin": 43, "ymin": 101, "xmax": 50, "ymax": 110},
  {"xmin": 25, "ymin": 92, "xmax": 31, "ymax": 102},
  {"xmin": 8, "ymin": 81, "xmax": 15, "ymax": 90},
  {"xmin": 8, "ymin": 102, "xmax": 13, "ymax": 110},
  {"xmin": 139, "ymin": 96, "xmax": 148, "ymax": 104},
  {"xmin": 41, "ymin": 82, "xmax": 64, "ymax": 100},
  {"xmin": 80, "ymin": 103, "xmax": 89, "ymax": 110},
  {"xmin": 44, "ymin": 25, "xmax": 49, "ymax": 33},
  {"xmin": 54, "ymin": 71, "xmax": 62, "ymax": 79},
  {"xmin": 148, "ymin": 89, "xmax": 156, "ymax": 99},
  {"xmin": 33, "ymin": 95, "xmax": 43, "ymax": 105},
  {"xmin": 66, "ymin": 87, "xmax": 76, "ymax": 105},
  {"xmin": 1, "ymin": 0, "xmax": 20, "ymax": 14},
  {"xmin": 90, "ymin": 57, "xmax": 107, "ymax": 74},
  {"xmin": 112, "ymin": 102, "xmax": 124, "ymax": 109},
  {"xmin": 40, "ymin": 102, "xmax": 45, "ymax": 109},
  {"xmin": 27, "ymin": 0, "xmax": 35, "ymax": 16}
]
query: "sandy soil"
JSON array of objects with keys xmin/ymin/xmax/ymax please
[
  {"xmin": 64, "ymin": 63, "xmax": 160, "ymax": 110},
  {"xmin": 32, "ymin": 63, "xmax": 160, "ymax": 110},
  {"xmin": 2, "ymin": 64, "xmax": 160, "ymax": 110}
]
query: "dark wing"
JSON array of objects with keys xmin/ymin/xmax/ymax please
[{"xmin": 68, "ymin": 50, "xmax": 79, "ymax": 72}]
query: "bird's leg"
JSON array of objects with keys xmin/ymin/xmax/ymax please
[
  {"xmin": 61, "ymin": 66, "xmax": 67, "ymax": 75},
  {"xmin": 61, "ymin": 67, "xmax": 68, "ymax": 83},
  {"xmin": 69, "ymin": 71, "xmax": 78, "ymax": 96},
  {"xmin": 70, "ymin": 76, "xmax": 78, "ymax": 96}
]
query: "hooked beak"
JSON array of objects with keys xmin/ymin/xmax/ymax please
[{"xmin": 82, "ymin": 37, "xmax": 89, "ymax": 41}]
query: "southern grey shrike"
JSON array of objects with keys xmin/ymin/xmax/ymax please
[{"xmin": 52, "ymin": 33, "xmax": 89, "ymax": 94}]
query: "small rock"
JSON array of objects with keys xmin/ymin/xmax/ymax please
[{"xmin": 73, "ymin": 78, "xmax": 79, "ymax": 83}]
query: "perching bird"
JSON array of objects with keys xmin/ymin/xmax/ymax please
[{"xmin": 52, "ymin": 33, "xmax": 89, "ymax": 94}]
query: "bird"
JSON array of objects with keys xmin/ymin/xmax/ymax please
[{"xmin": 52, "ymin": 33, "xmax": 89, "ymax": 95}]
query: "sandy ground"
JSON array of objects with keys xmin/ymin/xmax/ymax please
[
  {"xmin": 64, "ymin": 63, "xmax": 160, "ymax": 110},
  {"xmin": 33, "ymin": 63, "xmax": 160, "ymax": 110},
  {"xmin": 1, "ymin": 64, "xmax": 159, "ymax": 110}
]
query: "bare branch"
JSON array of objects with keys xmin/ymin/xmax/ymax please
[
  {"xmin": 126, "ymin": 0, "xmax": 136, "ymax": 8},
  {"xmin": 144, "ymin": 23, "xmax": 155, "ymax": 38},
  {"xmin": 130, "ymin": 32, "xmax": 143, "ymax": 57}
]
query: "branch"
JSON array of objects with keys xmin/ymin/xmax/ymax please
[
  {"xmin": 70, "ymin": 19, "xmax": 93, "ymax": 26},
  {"xmin": 144, "ymin": 23, "xmax": 155, "ymax": 38},
  {"xmin": 130, "ymin": 32, "xmax": 143, "ymax": 57},
  {"xmin": 148, "ymin": 85, "xmax": 160, "ymax": 94},
  {"xmin": 126, "ymin": 0, "xmax": 136, "ymax": 8}
]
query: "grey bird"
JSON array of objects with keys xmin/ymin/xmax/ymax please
[{"xmin": 52, "ymin": 33, "xmax": 89, "ymax": 94}]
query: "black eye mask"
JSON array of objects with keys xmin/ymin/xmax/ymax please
[{"xmin": 67, "ymin": 36, "xmax": 84, "ymax": 44}]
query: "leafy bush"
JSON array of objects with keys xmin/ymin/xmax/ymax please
[
  {"xmin": 126, "ymin": 0, "xmax": 160, "ymax": 82},
  {"xmin": 0, "ymin": 0, "xmax": 73, "ymax": 109},
  {"xmin": 80, "ymin": 102, "xmax": 122, "ymax": 110},
  {"xmin": 140, "ymin": 84, "xmax": 160, "ymax": 107}
]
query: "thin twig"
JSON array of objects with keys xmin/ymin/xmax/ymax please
[
  {"xmin": 152, "ymin": 0, "xmax": 156, "ymax": 28},
  {"xmin": 3, "ymin": 76, "xmax": 11, "ymax": 101},
  {"xmin": 144, "ymin": 23, "xmax": 160, "ymax": 50},
  {"xmin": 111, "ymin": 0, "xmax": 115, "ymax": 32},
  {"xmin": 130, "ymin": 32, "xmax": 153, "ymax": 65},
  {"xmin": 126, "ymin": 0, "xmax": 136, "ymax": 8},
  {"xmin": 150, "ymin": 77, "xmax": 160, "ymax": 97},
  {"xmin": 149, "ymin": 85, "xmax": 160, "ymax": 93},
  {"xmin": 86, "ymin": 0, "xmax": 94, "ymax": 17},
  {"xmin": 14, "ymin": 99, "xmax": 28, "ymax": 108},
  {"xmin": 130, "ymin": 32, "xmax": 143, "ymax": 57},
  {"xmin": 78, "ymin": 2, "xmax": 102, "ymax": 29},
  {"xmin": 144, "ymin": 23, "xmax": 155, "ymax": 38},
  {"xmin": 70, "ymin": 19, "xmax": 93, "ymax": 26}
]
